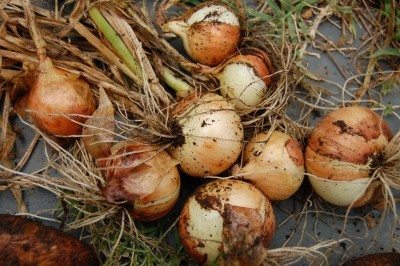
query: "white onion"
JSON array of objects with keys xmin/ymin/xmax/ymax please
[
  {"xmin": 179, "ymin": 179, "xmax": 275, "ymax": 265},
  {"xmin": 232, "ymin": 131, "xmax": 304, "ymax": 201},
  {"xmin": 164, "ymin": 3, "xmax": 241, "ymax": 66},
  {"xmin": 169, "ymin": 93, "xmax": 244, "ymax": 177},
  {"xmin": 218, "ymin": 49, "xmax": 272, "ymax": 114},
  {"xmin": 305, "ymin": 106, "xmax": 392, "ymax": 207}
]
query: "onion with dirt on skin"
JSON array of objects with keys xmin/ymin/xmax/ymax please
[
  {"xmin": 231, "ymin": 130, "xmax": 304, "ymax": 201},
  {"xmin": 102, "ymin": 141, "xmax": 181, "ymax": 221},
  {"xmin": 305, "ymin": 106, "xmax": 394, "ymax": 207},
  {"xmin": 179, "ymin": 179, "xmax": 275, "ymax": 265},
  {"xmin": 163, "ymin": 2, "xmax": 241, "ymax": 66},
  {"xmin": 216, "ymin": 48, "xmax": 273, "ymax": 114},
  {"xmin": 168, "ymin": 93, "xmax": 244, "ymax": 177}
]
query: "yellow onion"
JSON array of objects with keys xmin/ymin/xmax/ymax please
[
  {"xmin": 168, "ymin": 93, "xmax": 244, "ymax": 177},
  {"xmin": 82, "ymin": 88, "xmax": 114, "ymax": 160},
  {"xmin": 305, "ymin": 106, "xmax": 392, "ymax": 207},
  {"xmin": 129, "ymin": 167, "xmax": 180, "ymax": 221},
  {"xmin": 217, "ymin": 48, "xmax": 273, "ymax": 114},
  {"xmin": 232, "ymin": 131, "xmax": 304, "ymax": 201},
  {"xmin": 102, "ymin": 141, "xmax": 180, "ymax": 221},
  {"xmin": 164, "ymin": 2, "xmax": 241, "ymax": 66},
  {"xmin": 27, "ymin": 58, "xmax": 96, "ymax": 136},
  {"xmin": 179, "ymin": 179, "xmax": 275, "ymax": 265}
]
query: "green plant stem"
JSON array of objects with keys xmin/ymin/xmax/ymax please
[
  {"xmin": 88, "ymin": 7, "xmax": 143, "ymax": 84},
  {"xmin": 162, "ymin": 67, "xmax": 193, "ymax": 98}
]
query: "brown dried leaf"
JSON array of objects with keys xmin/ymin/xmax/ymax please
[
  {"xmin": 10, "ymin": 185, "xmax": 28, "ymax": 213},
  {"xmin": 0, "ymin": 92, "xmax": 16, "ymax": 171},
  {"xmin": 82, "ymin": 88, "xmax": 114, "ymax": 159}
]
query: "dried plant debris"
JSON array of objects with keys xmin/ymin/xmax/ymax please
[{"xmin": 0, "ymin": 0, "xmax": 399, "ymax": 265}]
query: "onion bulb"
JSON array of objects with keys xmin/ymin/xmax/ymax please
[
  {"xmin": 305, "ymin": 106, "xmax": 392, "ymax": 207},
  {"xmin": 102, "ymin": 141, "xmax": 180, "ymax": 220},
  {"xmin": 27, "ymin": 58, "xmax": 96, "ymax": 136},
  {"xmin": 179, "ymin": 179, "xmax": 275, "ymax": 265},
  {"xmin": 232, "ymin": 131, "xmax": 304, "ymax": 201},
  {"xmin": 168, "ymin": 93, "xmax": 244, "ymax": 177},
  {"xmin": 217, "ymin": 48, "xmax": 273, "ymax": 114},
  {"xmin": 164, "ymin": 2, "xmax": 241, "ymax": 66},
  {"xmin": 129, "ymin": 167, "xmax": 180, "ymax": 221}
]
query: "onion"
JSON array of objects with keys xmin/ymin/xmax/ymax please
[
  {"xmin": 129, "ymin": 166, "xmax": 180, "ymax": 221},
  {"xmin": 164, "ymin": 2, "xmax": 241, "ymax": 66},
  {"xmin": 27, "ymin": 58, "xmax": 96, "ymax": 136},
  {"xmin": 305, "ymin": 106, "xmax": 392, "ymax": 207},
  {"xmin": 168, "ymin": 93, "xmax": 244, "ymax": 177},
  {"xmin": 232, "ymin": 131, "xmax": 304, "ymax": 201},
  {"xmin": 179, "ymin": 179, "xmax": 275, "ymax": 265},
  {"xmin": 217, "ymin": 48, "xmax": 273, "ymax": 114},
  {"xmin": 102, "ymin": 141, "xmax": 180, "ymax": 220}
]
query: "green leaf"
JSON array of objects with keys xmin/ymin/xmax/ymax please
[
  {"xmin": 394, "ymin": 29, "xmax": 400, "ymax": 41},
  {"xmin": 266, "ymin": 0, "xmax": 283, "ymax": 17},
  {"xmin": 246, "ymin": 7, "xmax": 274, "ymax": 21},
  {"xmin": 286, "ymin": 15, "xmax": 298, "ymax": 43},
  {"xmin": 293, "ymin": 0, "xmax": 318, "ymax": 13},
  {"xmin": 349, "ymin": 18, "xmax": 357, "ymax": 36},
  {"xmin": 383, "ymin": 104, "xmax": 394, "ymax": 116},
  {"xmin": 381, "ymin": 82, "xmax": 393, "ymax": 95},
  {"xmin": 370, "ymin": 48, "xmax": 400, "ymax": 58}
]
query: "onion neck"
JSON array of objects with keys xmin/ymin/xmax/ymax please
[
  {"xmin": 36, "ymin": 58, "xmax": 63, "ymax": 85},
  {"xmin": 88, "ymin": 7, "xmax": 143, "ymax": 84},
  {"xmin": 162, "ymin": 67, "xmax": 193, "ymax": 98},
  {"xmin": 164, "ymin": 21, "xmax": 191, "ymax": 58}
]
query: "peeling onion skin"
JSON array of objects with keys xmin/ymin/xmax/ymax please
[
  {"xmin": 82, "ymin": 88, "xmax": 114, "ymax": 160},
  {"xmin": 233, "ymin": 131, "xmax": 304, "ymax": 201},
  {"xmin": 305, "ymin": 106, "xmax": 392, "ymax": 207},
  {"xmin": 218, "ymin": 49, "xmax": 273, "ymax": 113},
  {"xmin": 178, "ymin": 179, "xmax": 275, "ymax": 265},
  {"xmin": 130, "ymin": 167, "xmax": 180, "ymax": 221},
  {"xmin": 169, "ymin": 93, "xmax": 244, "ymax": 177},
  {"xmin": 27, "ymin": 58, "xmax": 96, "ymax": 136},
  {"xmin": 102, "ymin": 142, "xmax": 181, "ymax": 220},
  {"xmin": 165, "ymin": 3, "xmax": 241, "ymax": 66}
]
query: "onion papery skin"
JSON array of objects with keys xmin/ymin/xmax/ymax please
[
  {"xmin": 305, "ymin": 106, "xmax": 392, "ymax": 207},
  {"xmin": 178, "ymin": 179, "xmax": 275, "ymax": 265},
  {"xmin": 27, "ymin": 58, "xmax": 96, "ymax": 136},
  {"xmin": 82, "ymin": 88, "xmax": 114, "ymax": 160},
  {"xmin": 218, "ymin": 49, "xmax": 272, "ymax": 113},
  {"xmin": 165, "ymin": 3, "xmax": 241, "ymax": 66},
  {"xmin": 103, "ymin": 142, "xmax": 181, "ymax": 219},
  {"xmin": 169, "ymin": 93, "xmax": 244, "ymax": 177},
  {"xmin": 130, "ymin": 167, "xmax": 180, "ymax": 221},
  {"xmin": 234, "ymin": 131, "xmax": 304, "ymax": 201}
]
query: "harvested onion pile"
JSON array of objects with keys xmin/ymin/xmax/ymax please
[{"xmin": 0, "ymin": 0, "xmax": 399, "ymax": 265}]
